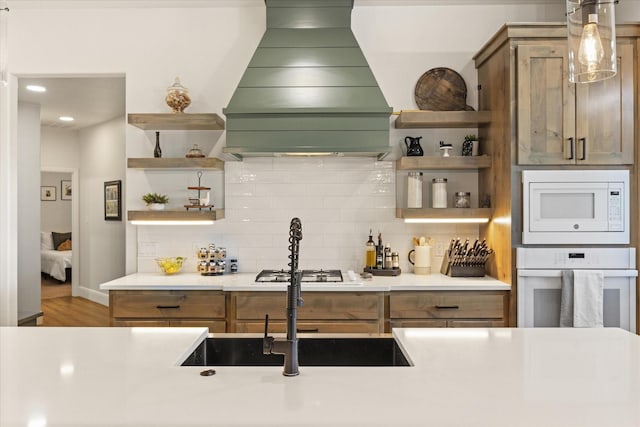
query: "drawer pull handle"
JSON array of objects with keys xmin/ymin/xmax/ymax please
[
  {"xmin": 297, "ymin": 328, "xmax": 319, "ymax": 333},
  {"xmin": 156, "ymin": 305, "xmax": 181, "ymax": 309},
  {"xmin": 435, "ymin": 305, "xmax": 460, "ymax": 310}
]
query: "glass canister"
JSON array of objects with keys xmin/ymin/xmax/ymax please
[
  {"xmin": 407, "ymin": 172, "xmax": 423, "ymax": 208},
  {"xmin": 454, "ymin": 192, "xmax": 471, "ymax": 208},
  {"xmin": 432, "ymin": 178, "xmax": 448, "ymax": 208},
  {"xmin": 165, "ymin": 77, "xmax": 191, "ymax": 113}
]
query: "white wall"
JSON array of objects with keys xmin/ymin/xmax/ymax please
[
  {"xmin": 17, "ymin": 102, "xmax": 41, "ymax": 320},
  {"xmin": 0, "ymin": 76, "xmax": 18, "ymax": 325},
  {"xmin": 41, "ymin": 126, "xmax": 80, "ymax": 168},
  {"xmin": 40, "ymin": 172, "xmax": 72, "ymax": 232},
  {"xmin": 4, "ymin": 2, "xmax": 640, "ymax": 306},
  {"xmin": 78, "ymin": 116, "xmax": 126, "ymax": 301}
]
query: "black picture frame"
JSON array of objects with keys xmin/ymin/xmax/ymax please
[
  {"xmin": 104, "ymin": 180, "xmax": 122, "ymax": 221},
  {"xmin": 61, "ymin": 180, "xmax": 72, "ymax": 200}
]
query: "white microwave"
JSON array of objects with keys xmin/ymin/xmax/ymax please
[{"xmin": 522, "ymin": 170, "xmax": 629, "ymax": 244}]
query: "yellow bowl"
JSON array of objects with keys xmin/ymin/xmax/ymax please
[{"xmin": 156, "ymin": 257, "xmax": 186, "ymax": 275}]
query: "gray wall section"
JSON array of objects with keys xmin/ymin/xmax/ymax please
[
  {"xmin": 41, "ymin": 172, "xmax": 72, "ymax": 233},
  {"xmin": 78, "ymin": 116, "xmax": 126, "ymax": 298},
  {"xmin": 18, "ymin": 102, "xmax": 41, "ymax": 320}
]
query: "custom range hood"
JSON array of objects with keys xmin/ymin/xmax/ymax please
[{"xmin": 223, "ymin": 0, "xmax": 392, "ymax": 159}]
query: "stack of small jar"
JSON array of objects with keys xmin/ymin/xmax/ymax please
[{"xmin": 197, "ymin": 243, "xmax": 227, "ymax": 275}]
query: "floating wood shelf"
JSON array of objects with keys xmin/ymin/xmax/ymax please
[
  {"xmin": 396, "ymin": 155, "xmax": 491, "ymax": 170},
  {"xmin": 396, "ymin": 208, "xmax": 492, "ymax": 221},
  {"xmin": 394, "ymin": 110, "xmax": 491, "ymax": 129},
  {"xmin": 127, "ymin": 113, "xmax": 225, "ymax": 130},
  {"xmin": 127, "ymin": 157, "xmax": 224, "ymax": 170},
  {"xmin": 128, "ymin": 209, "xmax": 224, "ymax": 222}
]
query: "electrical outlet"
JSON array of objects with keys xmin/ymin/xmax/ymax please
[
  {"xmin": 138, "ymin": 242, "xmax": 158, "ymax": 257},
  {"xmin": 434, "ymin": 240, "xmax": 445, "ymax": 256}
]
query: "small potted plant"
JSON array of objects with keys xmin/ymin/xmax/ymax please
[
  {"xmin": 142, "ymin": 193, "xmax": 169, "ymax": 210},
  {"xmin": 462, "ymin": 134, "xmax": 479, "ymax": 156}
]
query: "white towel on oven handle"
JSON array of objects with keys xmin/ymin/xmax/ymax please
[{"xmin": 572, "ymin": 270, "xmax": 604, "ymax": 327}]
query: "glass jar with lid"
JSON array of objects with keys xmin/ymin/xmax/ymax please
[
  {"xmin": 165, "ymin": 77, "xmax": 191, "ymax": 113},
  {"xmin": 432, "ymin": 178, "xmax": 448, "ymax": 208},
  {"xmin": 407, "ymin": 172, "xmax": 423, "ymax": 208},
  {"xmin": 454, "ymin": 192, "xmax": 471, "ymax": 208}
]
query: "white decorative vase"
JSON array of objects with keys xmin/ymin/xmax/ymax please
[{"xmin": 148, "ymin": 203, "xmax": 165, "ymax": 211}]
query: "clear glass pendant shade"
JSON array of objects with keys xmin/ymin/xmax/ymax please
[{"xmin": 567, "ymin": 0, "xmax": 617, "ymax": 83}]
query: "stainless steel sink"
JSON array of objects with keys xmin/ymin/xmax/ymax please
[{"xmin": 181, "ymin": 337, "xmax": 412, "ymax": 367}]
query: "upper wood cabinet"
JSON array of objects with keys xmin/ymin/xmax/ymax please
[{"xmin": 517, "ymin": 41, "xmax": 634, "ymax": 165}]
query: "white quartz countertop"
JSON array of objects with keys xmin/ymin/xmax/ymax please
[
  {"xmin": 1, "ymin": 326, "xmax": 639, "ymax": 426},
  {"xmin": 100, "ymin": 272, "xmax": 510, "ymax": 291}
]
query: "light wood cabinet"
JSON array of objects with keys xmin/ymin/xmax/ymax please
[
  {"xmin": 229, "ymin": 291, "xmax": 385, "ymax": 334},
  {"xmin": 517, "ymin": 41, "xmax": 634, "ymax": 165},
  {"xmin": 473, "ymin": 23, "xmax": 639, "ymax": 327},
  {"xmin": 387, "ymin": 291, "xmax": 509, "ymax": 330},
  {"xmin": 109, "ymin": 290, "xmax": 226, "ymax": 332}
]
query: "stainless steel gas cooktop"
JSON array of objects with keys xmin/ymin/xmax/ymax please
[{"xmin": 255, "ymin": 269, "xmax": 343, "ymax": 283}]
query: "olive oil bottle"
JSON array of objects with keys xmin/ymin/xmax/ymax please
[{"xmin": 365, "ymin": 230, "xmax": 376, "ymax": 269}]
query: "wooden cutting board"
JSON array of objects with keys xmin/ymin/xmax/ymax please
[{"xmin": 414, "ymin": 67, "xmax": 474, "ymax": 111}]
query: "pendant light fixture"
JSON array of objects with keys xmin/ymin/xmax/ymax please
[{"xmin": 566, "ymin": 0, "xmax": 617, "ymax": 83}]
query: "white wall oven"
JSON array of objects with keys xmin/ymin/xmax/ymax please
[
  {"xmin": 522, "ymin": 170, "xmax": 629, "ymax": 244},
  {"xmin": 517, "ymin": 248, "xmax": 637, "ymax": 332}
]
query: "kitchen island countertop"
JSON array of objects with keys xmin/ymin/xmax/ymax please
[
  {"xmin": 100, "ymin": 271, "xmax": 510, "ymax": 291},
  {"xmin": 1, "ymin": 326, "xmax": 638, "ymax": 426}
]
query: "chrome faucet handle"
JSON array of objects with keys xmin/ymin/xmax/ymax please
[{"xmin": 263, "ymin": 314, "xmax": 274, "ymax": 354}]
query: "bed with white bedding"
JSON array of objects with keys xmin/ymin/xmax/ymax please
[
  {"xmin": 41, "ymin": 249, "xmax": 72, "ymax": 282},
  {"xmin": 41, "ymin": 231, "xmax": 72, "ymax": 282}
]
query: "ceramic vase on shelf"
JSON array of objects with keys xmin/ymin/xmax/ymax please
[
  {"xmin": 148, "ymin": 203, "xmax": 165, "ymax": 211},
  {"xmin": 154, "ymin": 131, "xmax": 162, "ymax": 158}
]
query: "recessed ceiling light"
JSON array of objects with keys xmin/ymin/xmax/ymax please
[
  {"xmin": 59, "ymin": 116, "xmax": 75, "ymax": 122},
  {"xmin": 26, "ymin": 85, "xmax": 46, "ymax": 92}
]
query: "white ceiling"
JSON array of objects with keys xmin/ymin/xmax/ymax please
[{"xmin": 17, "ymin": 76, "xmax": 126, "ymax": 130}]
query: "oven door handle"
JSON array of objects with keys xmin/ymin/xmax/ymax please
[{"xmin": 517, "ymin": 269, "xmax": 638, "ymax": 278}]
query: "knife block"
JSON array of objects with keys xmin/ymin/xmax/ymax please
[{"xmin": 440, "ymin": 252, "xmax": 486, "ymax": 277}]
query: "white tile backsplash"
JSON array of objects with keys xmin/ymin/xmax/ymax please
[{"xmin": 137, "ymin": 158, "xmax": 480, "ymax": 274}]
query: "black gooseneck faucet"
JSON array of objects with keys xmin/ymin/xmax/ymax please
[{"xmin": 263, "ymin": 217, "xmax": 303, "ymax": 376}]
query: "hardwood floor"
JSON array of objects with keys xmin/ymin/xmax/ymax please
[
  {"xmin": 40, "ymin": 296, "xmax": 109, "ymax": 327},
  {"xmin": 39, "ymin": 275, "xmax": 109, "ymax": 327}
]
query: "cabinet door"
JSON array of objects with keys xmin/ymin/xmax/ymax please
[
  {"xmin": 170, "ymin": 320, "xmax": 226, "ymax": 332},
  {"xmin": 517, "ymin": 44, "xmax": 575, "ymax": 165},
  {"xmin": 389, "ymin": 291, "xmax": 505, "ymax": 319},
  {"xmin": 575, "ymin": 42, "xmax": 634, "ymax": 165},
  {"xmin": 111, "ymin": 320, "xmax": 170, "ymax": 327},
  {"xmin": 447, "ymin": 320, "xmax": 506, "ymax": 328},
  {"xmin": 235, "ymin": 321, "xmax": 381, "ymax": 334},
  {"xmin": 389, "ymin": 320, "xmax": 447, "ymax": 329},
  {"xmin": 110, "ymin": 290, "xmax": 225, "ymax": 319}
]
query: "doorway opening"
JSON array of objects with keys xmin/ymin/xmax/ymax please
[{"xmin": 17, "ymin": 75, "xmax": 125, "ymax": 323}]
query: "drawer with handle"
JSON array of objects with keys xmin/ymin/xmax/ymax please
[
  {"xmin": 110, "ymin": 290, "xmax": 225, "ymax": 319},
  {"xmin": 389, "ymin": 291, "xmax": 505, "ymax": 319}
]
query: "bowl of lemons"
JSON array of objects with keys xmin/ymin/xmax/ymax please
[{"xmin": 156, "ymin": 257, "xmax": 186, "ymax": 275}]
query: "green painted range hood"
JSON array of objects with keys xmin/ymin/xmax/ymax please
[{"xmin": 223, "ymin": 0, "xmax": 392, "ymax": 159}]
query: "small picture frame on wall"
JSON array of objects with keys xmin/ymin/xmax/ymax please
[
  {"xmin": 61, "ymin": 180, "xmax": 72, "ymax": 201},
  {"xmin": 41, "ymin": 186, "xmax": 56, "ymax": 201},
  {"xmin": 104, "ymin": 180, "xmax": 122, "ymax": 221}
]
